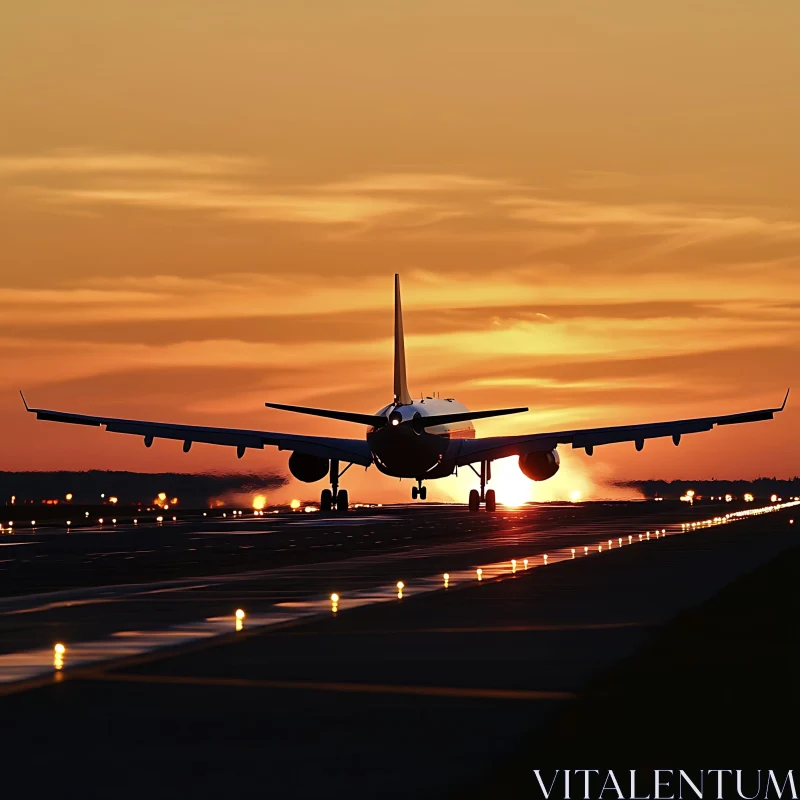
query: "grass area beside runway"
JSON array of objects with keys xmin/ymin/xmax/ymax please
[{"xmin": 469, "ymin": 545, "xmax": 800, "ymax": 797}]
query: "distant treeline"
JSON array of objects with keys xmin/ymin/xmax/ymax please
[
  {"xmin": 618, "ymin": 478, "xmax": 800, "ymax": 499},
  {"xmin": 0, "ymin": 471, "xmax": 286, "ymax": 507}
]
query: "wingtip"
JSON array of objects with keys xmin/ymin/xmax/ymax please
[
  {"xmin": 19, "ymin": 390, "xmax": 30, "ymax": 412},
  {"xmin": 780, "ymin": 388, "xmax": 790, "ymax": 411}
]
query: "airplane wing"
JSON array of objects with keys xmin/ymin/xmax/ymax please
[
  {"xmin": 455, "ymin": 390, "xmax": 790, "ymax": 466},
  {"xmin": 21, "ymin": 395, "xmax": 373, "ymax": 467}
]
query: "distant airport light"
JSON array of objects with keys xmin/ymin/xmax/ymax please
[
  {"xmin": 476, "ymin": 568, "xmax": 483, "ymax": 581},
  {"xmin": 543, "ymin": 554, "xmax": 548, "ymax": 563},
  {"xmin": 608, "ymin": 539, "xmax": 612, "ymax": 547},
  {"xmin": 252, "ymin": 495, "xmax": 267, "ymax": 511},
  {"xmin": 511, "ymin": 559, "xmax": 517, "ymax": 572},
  {"xmin": 330, "ymin": 593, "xmax": 339, "ymax": 603},
  {"xmin": 134, "ymin": 519, "xmax": 138, "ymax": 525},
  {"xmin": 65, "ymin": 493, "xmax": 73, "ymax": 501},
  {"xmin": 584, "ymin": 546, "xmax": 588, "ymax": 554},
  {"xmin": 443, "ymin": 573, "xmax": 450, "ymax": 587},
  {"xmin": 31, "ymin": 520, "xmax": 35, "ymax": 526},
  {"xmin": 54, "ymin": 643, "xmax": 66, "ymax": 655},
  {"xmin": 618, "ymin": 537, "xmax": 622, "ymax": 546},
  {"xmin": 628, "ymin": 535, "xmax": 632, "ymax": 543},
  {"xmin": 99, "ymin": 518, "xmax": 103, "ymax": 524},
  {"xmin": 66, "ymin": 520, "xmax": 71, "ymax": 527},
  {"xmin": 112, "ymin": 519, "xmax": 117, "ymax": 524},
  {"xmin": 396, "ymin": 581, "xmax": 404, "ymax": 591},
  {"xmin": 771, "ymin": 494, "xmax": 778, "ymax": 502},
  {"xmin": 235, "ymin": 609, "xmax": 245, "ymax": 620},
  {"xmin": 156, "ymin": 516, "xmax": 163, "ymax": 523},
  {"xmin": 523, "ymin": 558, "xmax": 529, "ymax": 569},
  {"xmin": 571, "ymin": 548, "xmax": 576, "ymax": 557},
  {"xmin": 646, "ymin": 532, "xmax": 650, "ymax": 539},
  {"xmin": 290, "ymin": 499, "xmax": 301, "ymax": 510},
  {"xmin": 598, "ymin": 544, "xmax": 602, "ymax": 552}
]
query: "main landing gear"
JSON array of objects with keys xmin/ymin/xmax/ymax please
[
  {"xmin": 467, "ymin": 460, "xmax": 496, "ymax": 513},
  {"xmin": 411, "ymin": 479, "xmax": 427, "ymax": 501},
  {"xmin": 320, "ymin": 459, "xmax": 351, "ymax": 512}
]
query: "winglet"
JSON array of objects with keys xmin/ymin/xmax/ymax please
[
  {"xmin": 780, "ymin": 388, "xmax": 790, "ymax": 411},
  {"xmin": 19, "ymin": 390, "xmax": 30, "ymax": 412}
]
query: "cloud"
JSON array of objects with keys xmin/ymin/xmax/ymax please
[{"xmin": 0, "ymin": 150, "xmax": 257, "ymax": 176}]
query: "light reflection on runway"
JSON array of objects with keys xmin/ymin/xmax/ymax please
[{"xmin": 1, "ymin": 499, "xmax": 796, "ymax": 688}]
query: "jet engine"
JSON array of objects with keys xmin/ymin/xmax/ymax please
[
  {"xmin": 519, "ymin": 449, "xmax": 560, "ymax": 481},
  {"xmin": 288, "ymin": 452, "xmax": 330, "ymax": 483}
]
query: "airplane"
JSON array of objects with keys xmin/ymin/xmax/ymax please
[{"xmin": 22, "ymin": 275, "xmax": 789, "ymax": 512}]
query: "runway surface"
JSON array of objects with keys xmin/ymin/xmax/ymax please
[{"xmin": 0, "ymin": 499, "xmax": 797, "ymax": 798}]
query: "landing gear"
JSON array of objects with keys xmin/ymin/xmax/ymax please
[
  {"xmin": 467, "ymin": 460, "xmax": 496, "ymax": 512},
  {"xmin": 411, "ymin": 480, "xmax": 427, "ymax": 501},
  {"xmin": 411, "ymin": 485, "xmax": 418, "ymax": 500},
  {"xmin": 320, "ymin": 459, "xmax": 352, "ymax": 512}
]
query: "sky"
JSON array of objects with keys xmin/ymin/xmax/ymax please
[{"xmin": 1, "ymin": 1, "xmax": 798, "ymax": 503}]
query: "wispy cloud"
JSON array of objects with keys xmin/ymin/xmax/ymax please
[{"xmin": 0, "ymin": 150, "xmax": 257, "ymax": 176}]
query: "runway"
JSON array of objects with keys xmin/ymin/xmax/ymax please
[{"xmin": 0, "ymin": 499, "xmax": 797, "ymax": 798}]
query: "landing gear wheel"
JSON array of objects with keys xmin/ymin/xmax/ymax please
[
  {"xmin": 320, "ymin": 489, "xmax": 333, "ymax": 512},
  {"xmin": 420, "ymin": 486, "xmax": 427, "ymax": 500},
  {"xmin": 468, "ymin": 489, "xmax": 480, "ymax": 513},
  {"xmin": 336, "ymin": 489, "xmax": 349, "ymax": 512},
  {"xmin": 485, "ymin": 489, "xmax": 496, "ymax": 512},
  {"xmin": 411, "ymin": 486, "xmax": 419, "ymax": 500}
]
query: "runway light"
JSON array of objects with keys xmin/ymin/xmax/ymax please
[
  {"xmin": 618, "ymin": 537, "xmax": 622, "ymax": 546},
  {"xmin": 31, "ymin": 520, "xmax": 36, "ymax": 526},
  {"xmin": 646, "ymin": 531, "xmax": 650, "ymax": 539},
  {"xmin": 571, "ymin": 548, "xmax": 575, "ymax": 558},
  {"xmin": 628, "ymin": 535, "xmax": 632, "ymax": 543},
  {"xmin": 65, "ymin": 493, "xmax": 73, "ymax": 502},
  {"xmin": 396, "ymin": 581, "xmax": 404, "ymax": 590},
  {"xmin": 443, "ymin": 573, "xmax": 449, "ymax": 587},
  {"xmin": 156, "ymin": 516, "xmax": 163, "ymax": 523},
  {"xmin": 598, "ymin": 544, "xmax": 603, "ymax": 552},
  {"xmin": 511, "ymin": 558, "xmax": 517, "ymax": 572},
  {"xmin": 99, "ymin": 518, "xmax": 104, "ymax": 524},
  {"xmin": 608, "ymin": 539, "xmax": 612, "ymax": 547},
  {"xmin": 476, "ymin": 568, "xmax": 483, "ymax": 581},
  {"xmin": 112, "ymin": 519, "xmax": 117, "ymax": 524},
  {"xmin": 523, "ymin": 558, "xmax": 529, "ymax": 569},
  {"xmin": 290, "ymin": 499, "xmax": 301, "ymax": 510},
  {"xmin": 543, "ymin": 554, "xmax": 548, "ymax": 563},
  {"xmin": 54, "ymin": 643, "xmax": 66, "ymax": 655},
  {"xmin": 66, "ymin": 520, "xmax": 71, "ymax": 527},
  {"xmin": 330, "ymin": 593, "xmax": 339, "ymax": 603},
  {"xmin": 235, "ymin": 608, "xmax": 245, "ymax": 620},
  {"xmin": 771, "ymin": 494, "xmax": 778, "ymax": 502},
  {"xmin": 53, "ymin": 643, "xmax": 65, "ymax": 670}
]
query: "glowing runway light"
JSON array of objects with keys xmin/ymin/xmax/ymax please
[
  {"xmin": 543, "ymin": 554, "xmax": 548, "ymax": 564},
  {"xmin": 618, "ymin": 537, "xmax": 622, "ymax": 546},
  {"xmin": 396, "ymin": 581, "xmax": 404, "ymax": 591},
  {"xmin": 235, "ymin": 609, "xmax": 245, "ymax": 621},
  {"xmin": 53, "ymin": 643, "xmax": 66, "ymax": 671},
  {"xmin": 646, "ymin": 532, "xmax": 650, "ymax": 540},
  {"xmin": 584, "ymin": 546, "xmax": 588, "ymax": 554},
  {"xmin": 476, "ymin": 568, "xmax": 483, "ymax": 581},
  {"xmin": 511, "ymin": 559, "xmax": 517, "ymax": 573},
  {"xmin": 628, "ymin": 535, "xmax": 632, "ymax": 543},
  {"xmin": 608, "ymin": 539, "xmax": 612, "ymax": 547},
  {"xmin": 571, "ymin": 548, "xmax": 576, "ymax": 558},
  {"xmin": 523, "ymin": 559, "xmax": 529, "ymax": 569},
  {"xmin": 290, "ymin": 499, "xmax": 301, "ymax": 510},
  {"xmin": 443, "ymin": 574, "xmax": 450, "ymax": 587},
  {"xmin": 598, "ymin": 544, "xmax": 603, "ymax": 552}
]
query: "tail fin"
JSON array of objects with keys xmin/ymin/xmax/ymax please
[{"xmin": 393, "ymin": 274, "xmax": 412, "ymax": 405}]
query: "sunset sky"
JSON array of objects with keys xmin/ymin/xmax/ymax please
[{"xmin": 1, "ymin": 1, "xmax": 798, "ymax": 502}]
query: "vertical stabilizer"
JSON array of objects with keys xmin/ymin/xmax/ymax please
[{"xmin": 393, "ymin": 274, "xmax": 413, "ymax": 405}]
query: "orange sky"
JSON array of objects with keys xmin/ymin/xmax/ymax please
[{"xmin": 1, "ymin": 1, "xmax": 798, "ymax": 502}]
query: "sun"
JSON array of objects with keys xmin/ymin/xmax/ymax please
[{"xmin": 490, "ymin": 457, "xmax": 534, "ymax": 508}]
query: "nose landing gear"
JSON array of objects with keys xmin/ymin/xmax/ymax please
[
  {"xmin": 411, "ymin": 480, "xmax": 427, "ymax": 501},
  {"xmin": 467, "ymin": 461, "xmax": 496, "ymax": 512}
]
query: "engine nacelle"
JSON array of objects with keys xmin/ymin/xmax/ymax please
[
  {"xmin": 519, "ymin": 449, "xmax": 560, "ymax": 481},
  {"xmin": 288, "ymin": 452, "xmax": 329, "ymax": 483}
]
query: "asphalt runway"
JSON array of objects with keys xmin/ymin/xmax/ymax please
[{"xmin": 0, "ymin": 499, "xmax": 798, "ymax": 798}]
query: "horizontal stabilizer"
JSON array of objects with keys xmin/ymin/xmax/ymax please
[
  {"xmin": 265, "ymin": 402, "xmax": 386, "ymax": 427},
  {"xmin": 408, "ymin": 407, "xmax": 528, "ymax": 430}
]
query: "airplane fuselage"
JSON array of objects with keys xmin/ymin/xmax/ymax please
[{"xmin": 367, "ymin": 397, "xmax": 475, "ymax": 479}]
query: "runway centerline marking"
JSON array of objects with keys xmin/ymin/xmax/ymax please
[{"xmin": 77, "ymin": 670, "xmax": 575, "ymax": 701}]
